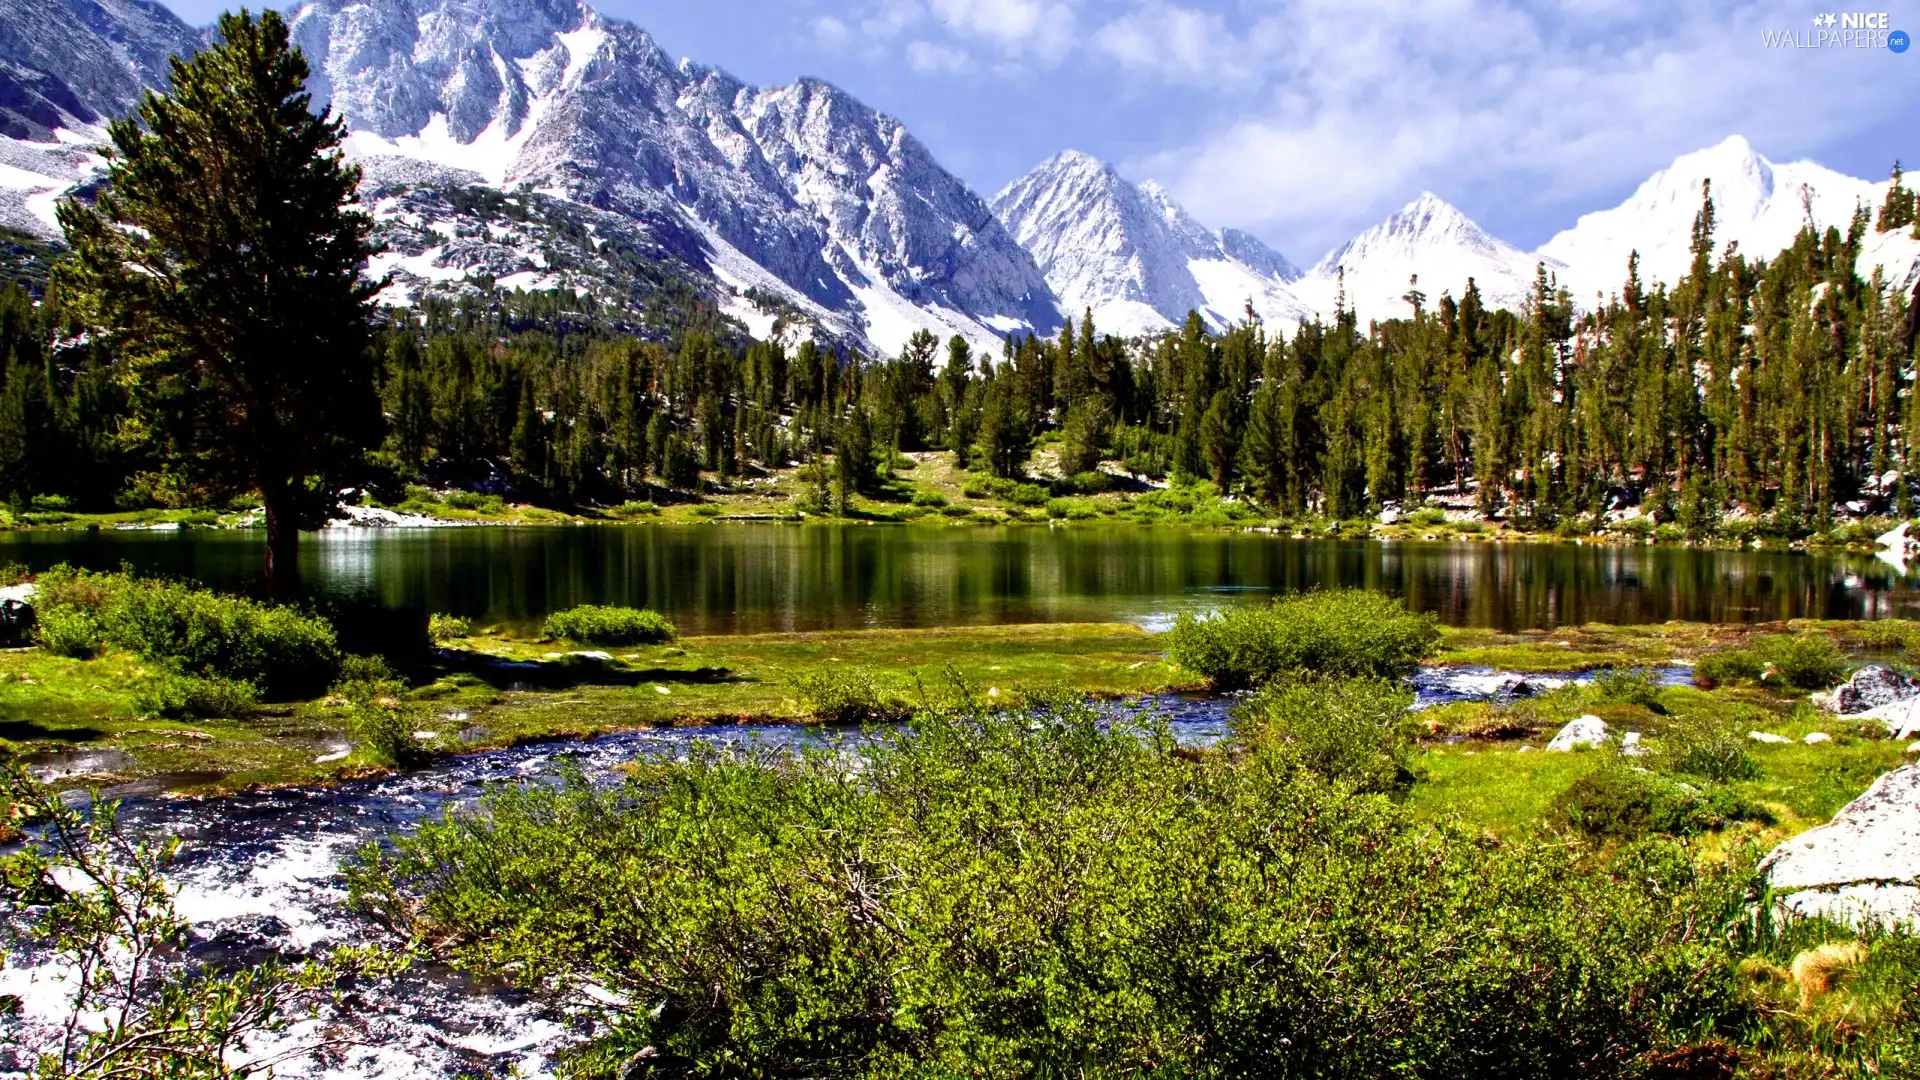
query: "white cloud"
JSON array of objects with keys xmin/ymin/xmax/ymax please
[
  {"xmin": 812, "ymin": 15, "xmax": 852, "ymax": 48},
  {"xmin": 928, "ymin": 0, "xmax": 1077, "ymax": 59},
  {"xmin": 1117, "ymin": 0, "xmax": 1917, "ymax": 258},
  {"xmin": 906, "ymin": 39, "xmax": 974, "ymax": 73}
]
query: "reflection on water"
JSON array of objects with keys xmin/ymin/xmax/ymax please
[{"xmin": 0, "ymin": 524, "xmax": 1911, "ymax": 634}]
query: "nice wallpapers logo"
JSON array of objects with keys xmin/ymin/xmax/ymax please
[{"xmin": 1763, "ymin": 12, "xmax": 1909, "ymax": 49}]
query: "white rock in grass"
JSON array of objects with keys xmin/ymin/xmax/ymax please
[
  {"xmin": 1547, "ymin": 715, "xmax": 1609, "ymax": 752},
  {"xmin": 1858, "ymin": 698, "xmax": 1920, "ymax": 740},
  {"xmin": 1621, "ymin": 731, "xmax": 1648, "ymax": 757},
  {"xmin": 1803, "ymin": 732, "xmax": 1833, "ymax": 745},
  {"xmin": 1762, "ymin": 764, "xmax": 1920, "ymax": 928},
  {"xmin": 1748, "ymin": 731, "xmax": 1791, "ymax": 745}
]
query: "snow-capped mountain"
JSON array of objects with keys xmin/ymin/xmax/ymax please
[
  {"xmin": 1292, "ymin": 192, "xmax": 1559, "ymax": 324},
  {"xmin": 991, "ymin": 150, "xmax": 1309, "ymax": 337},
  {"xmin": 1539, "ymin": 135, "xmax": 1892, "ymax": 302},
  {"xmin": 0, "ymin": 0, "xmax": 203, "ymax": 235}
]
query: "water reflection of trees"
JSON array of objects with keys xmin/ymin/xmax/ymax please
[{"xmin": 0, "ymin": 527, "xmax": 1913, "ymax": 635}]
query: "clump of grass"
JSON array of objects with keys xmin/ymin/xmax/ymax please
[
  {"xmin": 542, "ymin": 605, "xmax": 676, "ymax": 645},
  {"xmin": 1658, "ymin": 715, "xmax": 1757, "ymax": 783},
  {"xmin": 787, "ymin": 666, "xmax": 910, "ymax": 724},
  {"xmin": 1166, "ymin": 589, "xmax": 1440, "ymax": 690},
  {"xmin": 615, "ymin": 500, "xmax": 661, "ymax": 517},
  {"xmin": 1232, "ymin": 677, "xmax": 1419, "ymax": 793},
  {"xmin": 1694, "ymin": 633, "xmax": 1848, "ymax": 691},
  {"xmin": 1591, "ymin": 667, "xmax": 1666, "ymax": 710},
  {"xmin": 135, "ymin": 671, "xmax": 258, "ymax": 720},
  {"xmin": 427, "ymin": 613, "xmax": 472, "ymax": 643},
  {"xmin": 36, "ymin": 607, "xmax": 100, "ymax": 659}
]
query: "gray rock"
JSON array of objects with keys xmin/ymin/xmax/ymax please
[
  {"xmin": 1762, "ymin": 764, "xmax": 1920, "ymax": 928},
  {"xmin": 1546, "ymin": 714, "xmax": 1608, "ymax": 752},
  {"xmin": 1815, "ymin": 664, "xmax": 1917, "ymax": 714},
  {"xmin": 1857, "ymin": 698, "xmax": 1920, "ymax": 740},
  {"xmin": 1621, "ymin": 731, "xmax": 1648, "ymax": 757}
]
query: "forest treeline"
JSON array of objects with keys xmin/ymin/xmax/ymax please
[{"xmin": 3, "ymin": 176, "xmax": 1919, "ymax": 531}]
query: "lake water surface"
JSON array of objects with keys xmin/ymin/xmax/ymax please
[{"xmin": 0, "ymin": 523, "xmax": 1911, "ymax": 633}]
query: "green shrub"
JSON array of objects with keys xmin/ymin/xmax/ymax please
[
  {"xmin": 1166, "ymin": 589, "xmax": 1441, "ymax": 690},
  {"xmin": 910, "ymin": 491, "xmax": 947, "ymax": 508},
  {"xmin": 136, "ymin": 672, "xmax": 259, "ymax": 719},
  {"xmin": 1044, "ymin": 497, "xmax": 1074, "ymax": 519},
  {"xmin": 1450, "ymin": 519, "xmax": 1486, "ymax": 535},
  {"xmin": 1232, "ymin": 677, "xmax": 1419, "ymax": 793},
  {"xmin": 443, "ymin": 490, "xmax": 485, "ymax": 510},
  {"xmin": 1406, "ymin": 507, "xmax": 1447, "ymax": 527},
  {"xmin": 1556, "ymin": 762, "xmax": 1765, "ymax": 838},
  {"xmin": 1613, "ymin": 515, "xmax": 1655, "ymax": 539},
  {"xmin": 691, "ymin": 504, "xmax": 723, "ymax": 518},
  {"xmin": 28, "ymin": 494, "xmax": 70, "ymax": 511},
  {"xmin": 351, "ymin": 699, "xmax": 1756, "ymax": 1077},
  {"xmin": 1694, "ymin": 648, "xmax": 1765, "ymax": 688},
  {"xmin": 402, "ymin": 485, "xmax": 442, "ymax": 505},
  {"xmin": 787, "ymin": 666, "xmax": 910, "ymax": 724},
  {"xmin": 960, "ymin": 477, "xmax": 994, "ymax": 499},
  {"xmin": 1692, "ymin": 634, "xmax": 1846, "ymax": 691},
  {"xmin": 1592, "ymin": 667, "xmax": 1666, "ymax": 710},
  {"xmin": 1752, "ymin": 633, "xmax": 1848, "ymax": 690},
  {"xmin": 542, "ymin": 605, "xmax": 676, "ymax": 645},
  {"xmin": 939, "ymin": 504, "xmax": 971, "ymax": 518},
  {"xmin": 427, "ymin": 613, "xmax": 472, "ymax": 643},
  {"xmin": 179, "ymin": 510, "xmax": 220, "ymax": 528},
  {"xmin": 1659, "ymin": 717, "xmax": 1757, "ymax": 783},
  {"xmin": 18, "ymin": 512, "xmax": 73, "ymax": 525},
  {"xmin": 36, "ymin": 606, "xmax": 101, "ymax": 659},
  {"xmin": 615, "ymin": 500, "xmax": 661, "ymax": 517},
  {"xmin": 1069, "ymin": 470, "xmax": 1111, "ymax": 494},
  {"xmin": 32, "ymin": 565, "xmax": 340, "ymax": 698},
  {"xmin": 1005, "ymin": 483, "xmax": 1049, "ymax": 507}
]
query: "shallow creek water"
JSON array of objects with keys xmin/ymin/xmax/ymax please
[{"xmin": 0, "ymin": 666, "xmax": 1681, "ymax": 1077}]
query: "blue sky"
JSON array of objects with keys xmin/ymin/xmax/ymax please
[{"xmin": 159, "ymin": 0, "xmax": 1920, "ymax": 263}]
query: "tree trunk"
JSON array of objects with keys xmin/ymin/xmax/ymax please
[{"xmin": 261, "ymin": 484, "xmax": 301, "ymax": 599}]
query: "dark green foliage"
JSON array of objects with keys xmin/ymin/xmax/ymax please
[
  {"xmin": 350, "ymin": 700, "xmax": 1754, "ymax": 1078},
  {"xmin": 35, "ymin": 606, "xmax": 100, "ymax": 659},
  {"xmin": 541, "ymin": 605, "xmax": 676, "ymax": 645},
  {"xmin": 135, "ymin": 672, "xmax": 259, "ymax": 719},
  {"xmin": 1233, "ymin": 677, "xmax": 1419, "ymax": 793},
  {"xmin": 1695, "ymin": 635, "xmax": 1848, "ymax": 690},
  {"xmin": 1166, "ymin": 589, "xmax": 1441, "ymax": 690},
  {"xmin": 34, "ymin": 566, "xmax": 340, "ymax": 698},
  {"xmin": 55, "ymin": 10, "xmax": 380, "ymax": 588},
  {"xmin": 1556, "ymin": 762, "xmax": 1766, "ymax": 838},
  {"xmin": 427, "ymin": 613, "xmax": 472, "ymax": 642}
]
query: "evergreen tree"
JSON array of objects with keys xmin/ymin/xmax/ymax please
[{"xmin": 56, "ymin": 9, "xmax": 378, "ymax": 591}]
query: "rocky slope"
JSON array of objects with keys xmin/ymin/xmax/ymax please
[{"xmin": 991, "ymin": 150, "xmax": 1307, "ymax": 336}]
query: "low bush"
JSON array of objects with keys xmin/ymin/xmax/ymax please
[
  {"xmin": 786, "ymin": 665, "xmax": 910, "ymax": 724},
  {"xmin": 1695, "ymin": 634, "xmax": 1847, "ymax": 691},
  {"xmin": 1068, "ymin": 470, "xmax": 1111, "ymax": 494},
  {"xmin": 1450, "ymin": 519, "xmax": 1486, "ymax": 535},
  {"xmin": 350, "ymin": 699, "xmax": 1762, "ymax": 1078},
  {"xmin": 1166, "ymin": 589, "xmax": 1441, "ymax": 690},
  {"xmin": 36, "ymin": 606, "xmax": 100, "ymax": 659},
  {"xmin": 542, "ymin": 605, "xmax": 676, "ymax": 645},
  {"xmin": 444, "ymin": 490, "xmax": 486, "ymax": 511},
  {"xmin": 1232, "ymin": 677, "xmax": 1418, "ymax": 793},
  {"xmin": 1405, "ymin": 507, "xmax": 1447, "ymax": 527},
  {"xmin": 33, "ymin": 566, "xmax": 339, "ymax": 698},
  {"xmin": 909, "ymin": 491, "xmax": 947, "ymax": 508},
  {"xmin": 939, "ymin": 504, "xmax": 972, "ymax": 518},
  {"xmin": 1592, "ymin": 667, "xmax": 1666, "ymax": 710},
  {"xmin": 1556, "ymin": 762, "xmax": 1766, "ymax": 838},
  {"xmin": 135, "ymin": 672, "xmax": 258, "ymax": 720},
  {"xmin": 427, "ymin": 613, "xmax": 472, "ymax": 643},
  {"xmin": 1659, "ymin": 716, "xmax": 1757, "ymax": 783},
  {"xmin": 615, "ymin": 500, "xmax": 661, "ymax": 517},
  {"xmin": 1005, "ymin": 483, "xmax": 1050, "ymax": 507}
]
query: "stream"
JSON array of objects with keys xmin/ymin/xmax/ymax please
[{"xmin": 0, "ymin": 665, "xmax": 1679, "ymax": 1077}]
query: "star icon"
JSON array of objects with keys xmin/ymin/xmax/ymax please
[
  {"xmin": 1825, "ymin": 13, "xmax": 1839, "ymax": 25},
  {"xmin": 1814, "ymin": 12, "xmax": 1826, "ymax": 24}
]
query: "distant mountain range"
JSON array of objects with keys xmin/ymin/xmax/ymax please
[{"xmin": 2, "ymin": 0, "xmax": 1917, "ymax": 352}]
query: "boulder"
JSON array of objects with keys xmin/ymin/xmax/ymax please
[
  {"xmin": 1803, "ymin": 732, "xmax": 1833, "ymax": 745},
  {"xmin": 1856, "ymin": 698, "xmax": 1920, "ymax": 740},
  {"xmin": 1621, "ymin": 731, "xmax": 1648, "ymax": 757},
  {"xmin": 0, "ymin": 597, "xmax": 33, "ymax": 647},
  {"xmin": 1761, "ymin": 764, "xmax": 1920, "ymax": 928},
  {"xmin": 1546, "ymin": 715, "xmax": 1609, "ymax": 752},
  {"xmin": 1814, "ymin": 664, "xmax": 1917, "ymax": 715},
  {"xmin": 1748, "ymin": 731, "xmax": 1791, "ymax": 745}
]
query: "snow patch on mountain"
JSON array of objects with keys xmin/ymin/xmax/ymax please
[
  {"xmin": 1539, "ymin": 135, "xmax": 1888, "ymax": 303},
  {"xmin": 992, "ymin": 150, "xmax": 1307, "ymax": 336},
  {"xmin": 1296, "ymin": 192, "xmax": 1558, "ymax": 324}
]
